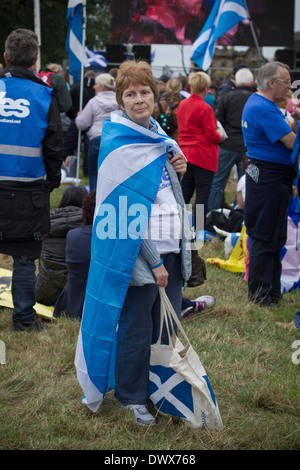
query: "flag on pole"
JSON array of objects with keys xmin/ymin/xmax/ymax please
[
  {"xmin": 191, "ymin": 0, "xmax": 248, "ymax": 71},
  {"xmin": 85, "ymin": 47, "xmax": 108, "ymax": 68},
  {"xmin": 65, "ymin": 0, "xmax": 88, "ymax": 83}
]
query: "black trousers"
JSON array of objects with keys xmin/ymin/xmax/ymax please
[
  {"xmin": 181, "ymin": 162, "xmax": 214, "ymax": 231},
  {"xmin": 248, "ymin": 237, "xmax": 284, "ymax": 304},
  {"xmin": 246, "ymin": 161, "xmax": 293, "ymax": 304}
]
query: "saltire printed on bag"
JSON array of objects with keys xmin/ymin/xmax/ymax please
[
  {"xmin": 149, "ymin": 363, "xmax": 219, "ymax": 428},
  {"xmin": 75, "ymin": 111, "xmax": 184, "ymax": 412},
  {"xmin": 149, "ymin": 288, "xmax": 223, "ymax": 430}
]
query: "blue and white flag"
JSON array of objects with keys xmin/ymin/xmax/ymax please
[
  {"xmin": 65, "ymin": 0, "xmax": 88, "ymax": 83},
  {"xmin": 85, "ymin": 47, "xmax": 108, "ymax": 68},
  {"xmin": 75, "ymin": 111, "xmax": 183, "ymax": 412},
  {"xmin": 191, "ymin": 0, "xmax": 248, "ymax": 71},
  {"xmin": 149, "ymin": 363, "xmax": 221, "ymax": 429}
]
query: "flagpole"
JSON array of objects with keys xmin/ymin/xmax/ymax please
[
  {"xmin": 243, "ymin": 0, "xmax": 265, "ymax": 65},
  {"xmin": 76, "ymin": 0, "xmax": 87, "ymax": 186},
  {"xmin": 33, "ymin": 0, "xmax": 41, "ymax": 72}
]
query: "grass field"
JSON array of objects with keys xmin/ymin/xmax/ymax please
[{"xmin": 0, "ymin": 175, "xmax": 299, "ymax": 451}]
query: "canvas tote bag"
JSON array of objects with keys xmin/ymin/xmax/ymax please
[{"xmin": 149, "ymin": 287, "xmax": 223, "ymax": 430}]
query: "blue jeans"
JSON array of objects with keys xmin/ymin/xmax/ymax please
[
  {"xmin": 182, "ymin": 297, "xmax": 193, "ymax": 310},
  {"xmin": 88, "ymin": 136, "xmax": 101, "ymax": 191},
  {"xmin": 207, "ymin": 147, "xmax": 245, "ymax": 212},
  {"xmin": 12, "ymin": 256, "xmax": 37, "ymax": 324},
  {"xmin": 115, "ymin": 253, "xmax": 182, "ymax": 405},
  {"xmin": 63, "ymin": 120, "xmax": 89, "ymax": 176}
]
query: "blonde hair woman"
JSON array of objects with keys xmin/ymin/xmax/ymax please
[{"xmin": 176, "ymin": 71, "xmax": 225, "ymax": 229}]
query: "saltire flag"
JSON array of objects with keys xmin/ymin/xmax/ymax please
[
  {"xmin": 85, "ymin": 47, "xmax": 108, "ymax": 68},
  {"xmin": 65, "ymin": 0, "xmax": 89, "ymax": 83},
  {"xmin": 149, "ymin": 364, "xmax": 221, "ymax": 429},
  {"xmin": 75, "ymin": 111, "xmax": 184, "ymax": 412},
  {"xmin": 290, "ymin": 121, "xmax": 300, "ymax": 166},
  {"xmin": 280, "ymin": 187, "xmax": 300, "ymax": 292},
  {"xmin": 191, "ymin": 0, "xmax": 248, "ymax": 71}
]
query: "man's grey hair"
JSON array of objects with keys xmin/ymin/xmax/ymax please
[
  {"xmin": 5, "ymin": 29, "xmax": 38, "ymax": 68},
  {"xmin": 235, "ymin": 68, "xmax": 254, "ymax": 85},
  {"xmin": 256, "ymin": 61, "xmax": 290, "ymax": 91}
]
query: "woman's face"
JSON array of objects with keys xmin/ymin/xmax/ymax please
[{"xmin": 121, "ymin": 84, "xmax": 155, "ymax": 128}]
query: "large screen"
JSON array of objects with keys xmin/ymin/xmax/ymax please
[{"xmin": 110, "ymin": 0, "xmax": 295, "ymax": 47}]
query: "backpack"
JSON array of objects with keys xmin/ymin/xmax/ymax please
[
  {"xmin": 156, "ymin": 100, "xmax": 179, "ymax": 136},
  {"xmin": 36, "ymin": 71, "xmax": 55, "ymax": 87}
]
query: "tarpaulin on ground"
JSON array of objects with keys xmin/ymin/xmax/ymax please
[
  {"xmin": 0, "ymin": 268, "xmax": 54, "ymax": 320},
  {"xmin": 206, "ymin": 225, "xmax": 247, "ymax": 273}
]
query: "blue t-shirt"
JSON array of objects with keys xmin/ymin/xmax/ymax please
[{"xmin": 242, "ymin": 93, "xmax": 293, "ymax": 167}]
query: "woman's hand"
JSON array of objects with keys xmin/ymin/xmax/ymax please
[
  {"xmin": 291, "ymin": 106, "xmax": 300, "ymax": 121},
  {"xmin": 168, "ymin": 153, "xmax": 187, "ymax": 176},
  {"xmin": 151, "ymin": 260, "xmax": 169, "ymax": 287},
  {"xmin": 291, "ymin": 107, "xmax": 300, "ymax": 133}
]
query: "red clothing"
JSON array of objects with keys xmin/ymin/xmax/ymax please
[{"xmin": 176, "ymin": 94, "xmax": 221, "ymax": 172}]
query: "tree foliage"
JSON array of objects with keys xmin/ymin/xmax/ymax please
[{"xmin": 0, "ymin": 0, "xmax": 111, "ymax": 68}]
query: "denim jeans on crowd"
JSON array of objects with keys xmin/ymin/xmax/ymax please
[
  {"xmin": 114, "ymin": 252, "xmax": 182, "ymax": 405},
  {"xmin": 207, "ymin": 148, "xmax": 245, "ymax": 212},
  {"xmin": 88, "ymin": 136, "xmax": 101, "ymax": 191},
  {"xmin": 63, "ymin": 120, "xmax": 89, "ymax": 176},
  {"xmin": 11, "ymin": 256, "xmax": 37, "ymax": 324}
]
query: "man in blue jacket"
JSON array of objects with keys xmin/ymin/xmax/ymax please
[{"xmin": 0, "ymin": 29, "xmax": 64, "ymax": 331}]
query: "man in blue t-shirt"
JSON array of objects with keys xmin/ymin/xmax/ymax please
[{"xmin": 242, "ymin": 61, "xmax": 300, "ymax": 307}]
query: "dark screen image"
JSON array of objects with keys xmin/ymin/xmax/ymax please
[{"xmin": 110, "ymin": 0, "xmax": 294, "ymax": 47}]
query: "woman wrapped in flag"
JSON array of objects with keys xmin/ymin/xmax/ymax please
[{"xmin": 75, "ymin": 60, "xmax": 192, "ymax": 426}]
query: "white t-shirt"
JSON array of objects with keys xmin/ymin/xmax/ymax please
[
  {"xmin": 280, "ymin": 107, "xmax": 294, "ymax": 124},
  {"xmin": 147, "ymin": 167, "xmax": 181, "ymax": 254},
  {"xmin": 237, "ymin": 174, "xmax": 246, "ymax": 203}
]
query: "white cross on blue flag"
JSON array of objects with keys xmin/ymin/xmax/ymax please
[
  {"xmin": 85, "ymin": 47, "xmax": 108, "ymax": 68},
  {"xmin": 191, "ymin": 0, "xmax": 248, "ymax": 71},
  {"xmin": 65, "ymin": 0, "xmax": 88, "ymax": 83}
]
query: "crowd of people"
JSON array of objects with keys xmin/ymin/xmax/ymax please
[{"xmin": 1, "ymin": 28, "xmax": 300, "ymax": 427}]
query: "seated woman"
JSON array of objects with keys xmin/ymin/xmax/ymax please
[
  {"xmin": 75, "ymin": 60, "xmax": 192, "ymax": 426},
  {"xmin": 35, "ymin": 185, "xmax": 87, "ymax": 306},
  {"xmin": 54, "ymin": 190, "xmax": 96, "ymax": 320}
]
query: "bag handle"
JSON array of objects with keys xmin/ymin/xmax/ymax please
[
  {"xmin": 157, "ymin": 287, "xmax": 191, "ymax": 348},
  {"xmin": 157, "ymin": 288, "xmax": 173, "ymax": 344},
  {"xmin": 157, "ymin": 101, "xmax": 164, "ymax": 114}
]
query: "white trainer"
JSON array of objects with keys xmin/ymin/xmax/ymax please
[
  {"xmin": 123, "ymin": 404, "xmax": 156, "ymax": 426},
  {"xmin": 193, "ymin": 295, "xmax": 215, "ymax": 311}
]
